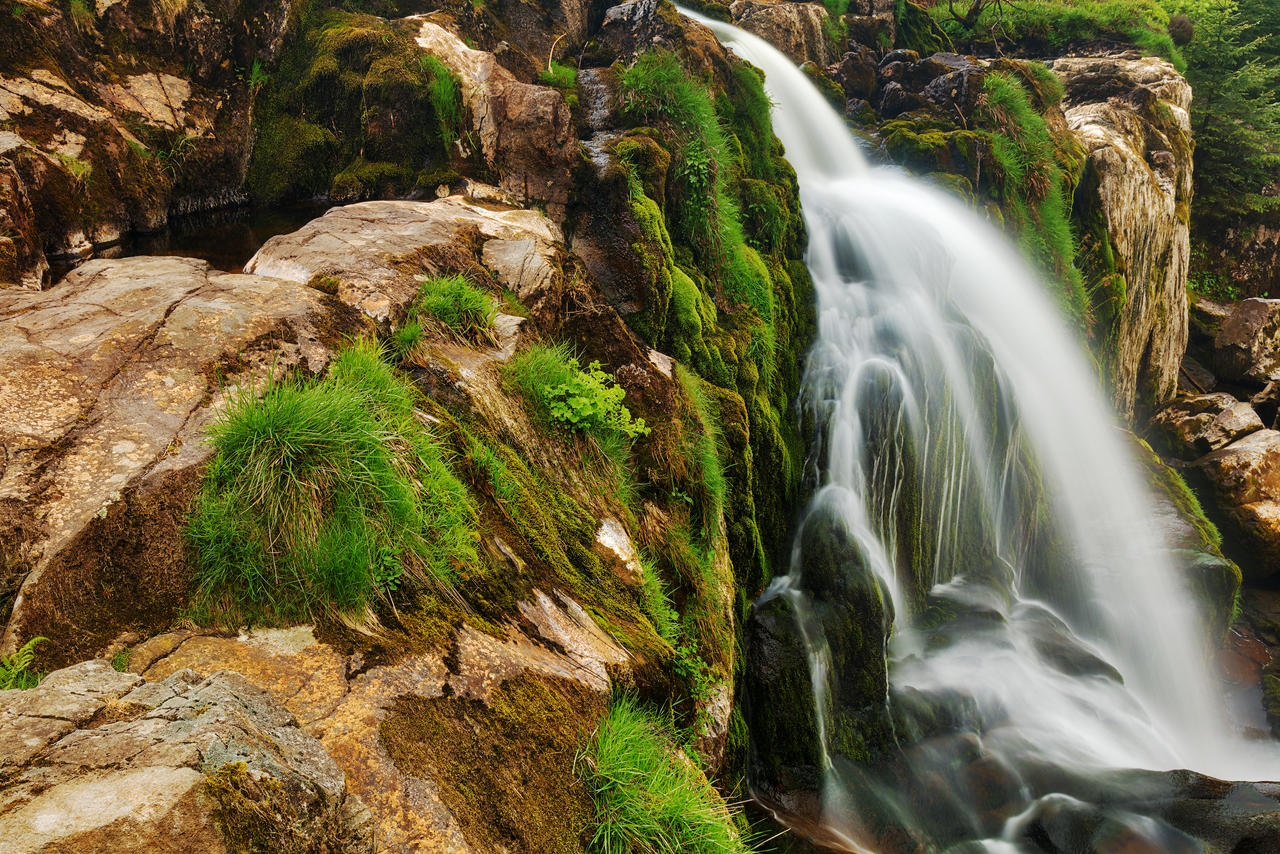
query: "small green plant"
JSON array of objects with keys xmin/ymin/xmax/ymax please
[
  {"xmin": 413, "ymin": 273, "xmax": 495, "ymax": 341},
  {"xmin": 54, "ymin": 152, "xmax": 92, "ymax": 184},
  {"xmin": 543, "ymin": 360, "xmax": 650, "ymax": 439},
  {"xmin": 247, "ymin": 59, "xmax": 271, "ymax": 92},
  {"xmin": 419, "ymin": 54, "xmax": 465, "ymax": 148},
  {"xmin": 0, "ymin": 637, "xmax": 47, "ymax": 690},
  {"xmin": 67, "ymin": 0, "xmax": 93, "ymax": 30},
  {"xmin": 579, "ymin": 695, "xmax": 753, "ymax": 854},
  {"xmin": 639, "ymin": 556, "xmax": 679, "ymax": 644},
  {"xmin": 110, "ymin": 647, "xmax": 132, "ymax": 673},
  {"xmin": 538, "ymin": 60, "xmax": 578, "ymax": 89}
]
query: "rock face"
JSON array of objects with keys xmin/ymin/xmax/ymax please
[
  {"xmin": 0, "ymin": 256, "xmax": 359, "ymax": 663},
  {"xmin": 245, "ymin": 196, "xmax": 563, "ymax": 322},
  {"xmin": 1213, "ymin": 298, "xmax": 1280, "ymax": 386},
  {"xmin": 413, "ymin": 21, "xmax": 578, "ymax": 224},
  {"xmin": 1051, "ymin": 55, "xmax": 1194, "ymax": 419},
  {"xmin": 0, "ymin": 0, "xmax": 289, "ymax": 287},
  {"xmin": 126, "ymin": 605, "xmax": 628, "ymax": 853},
  {"xmin": 0, "ymin": 659, "xmax": 372, "ymax": 853},
  {"xmin": 1197, "ymin": 429, "xmax": 1280, "ymax": 579},
  {"xmin": 731, "ymin": 0, "xmax": 834, "ymax": 66}
]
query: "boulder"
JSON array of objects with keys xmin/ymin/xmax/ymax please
[
  {"xmin": 128, "ymin": 595, "xmax": 630, "ymax": 853},
  {"xmin": 244, "ymin": 196, "xmax": 564, "ymax": 323},
  {"xmin": 0, "ymin": 256, "xmax": 359, "ymax": 663},
  {"xmin": 1198, "ymin": 429, "xmax": 1280, "ymax": 578},
  {"xmin": 412, "ymin": 21, "xmax": 578, "ymax": 225},
  {"xmin": 833, "ymin": 45, "xmax": 879, "ymax": 100},
  {"xmin": 731, "ymin": 0, "xmax": 835, "ymax": 67},
  {"xmin": 0, "ymin": 660, "xmax": 373, "ymax": 853},
  {"xmin": 1213, "ymin": 298, "xmax": 1280, "ymax": 386},
  {"xmin": 1051, "ymin": 56, "xmax": 1193, "ymax": 419},
  {"xmin": 1151, "ymin": 393, "xmax": 1263, "ymax": 459}
]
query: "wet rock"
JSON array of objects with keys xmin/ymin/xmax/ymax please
[
  {"xmin": 1151, "ymin": 393, "xmax": 1263, "ymax": 458},
  {"xmin": 1177, "ymin": 354, "xmax": 1216, "ymax": 395},
  {"xmin": 0, "ymin": 661, "xmax": 372, "ymax": 853},
  {"xmin": 0, "ymin": 256, "xmax": 356, "ymax": 663},
  {"xmin": 731, "ymin": 0, "xmax": 835, "ymax": 67},
  {"xmin": 245, "ymin": 196, "xmax": 562, "ymax": 324},
  {"xmin": 1214, "ymin": 298, "xmax": 1280, "ymax": 386},
  {"xmin": 834, "ymin": 46, "xmax": 879, "ymax": 100},
  {"xmin": 1051, "ymin": 56, "xmax": 1193, "ymax": 420}
]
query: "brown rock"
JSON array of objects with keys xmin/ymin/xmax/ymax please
[
  {"xmin": 1214, "ymin": 298, "xmax": 1280, "ymax": 385},
  {"xmin": 0, "ymin": 256, "xmax": 360, "ymax": 664},
  {"xmin": 731, "ymin": 0, "xmax": 835, "ymax": 67},
  {"xmin": 0, "ymin": 663, "xmax": 372, "ymax": 854},
  {"xmin": 1198, "ymin": 429, "xmax": 1280, "ymax": 577},
  {"xmin": 1151, "ymin": 393, "xmax": 1262, "ymax": 458},
  {"xmin": 244, "ymin": 196, "xmax": 564, "ymax": 323}
]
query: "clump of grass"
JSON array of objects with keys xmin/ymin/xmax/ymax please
[
  {"xmin": 676, "ymin": 365, "xmax": 726, "ymax": 533},
  {"xmin": 579, "ymin": 695, "xmax": 754, "ymax": 854},
  {"xmin": 187, "ymin": 339, "xmax": 476, "ymax": 626},
  {"xmin": 419, "ymin": 54, "xmax": 465, "ymax": 148},
  {"xmin": 638, "ymin": 555, "xmax": 680, "ymax": 644},
  {"xmin": 1, "ymin": 637, "xmax": 46, "ymax": 689},
  {"xmin": 977, "ymin": 71, "xmax": 1085, "ymax": 319},
  {"xmin": 538, "ymin": 60, "xmax": 578, "ymax": 89},
  {"xmin": 110, "ymin": 647, "xmax": 132, "ymax": 673},
  {"xmin": 415, "ymin": 273, "xmax": 495, "ymax": 340}
]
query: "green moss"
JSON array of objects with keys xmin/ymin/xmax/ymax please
[
  {"xmin": 247, "ymin": 5, "xmax": 464, "ymax": 204},
  {"xmin": 381, "ymin": 673, "xmax": 603, "ymax": 854},
  {"xmin": 203, "ymin": 762, "xmax": 353, "ymax": 853},
  {"xmin": 896, "ymin": 0, "xmax": 954, "ymax": 54}
]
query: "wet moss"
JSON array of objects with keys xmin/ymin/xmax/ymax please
[
  {"xmin": 380, "ymin": 673, "xmax": 604, "ymax": 854},
  {"xmin": 203, "ymin": 761, "xmax": 355, "ymax": 853},
  {"xmin": 246, "ymin": 3, "xmax": 463, "ymax": 204}
]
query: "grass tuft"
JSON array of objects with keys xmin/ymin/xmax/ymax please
[
  {"xmin": 412, "ymin": 273, "xmax": 495, "ymax": 342},
  {"xmin": 187, "ymin": 339, "xmax": 476, "ymax": 626},
  {"xmin": 580, "ymin": 695, "xmax": 753, "ymax": 854}
]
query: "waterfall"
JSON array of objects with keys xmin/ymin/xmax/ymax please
[{"xmin": 679, "ymin": 8, "xmax": 1280, "ymax": 851}]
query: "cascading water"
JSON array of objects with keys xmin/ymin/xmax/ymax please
[{"xmin": 679, "ymin": 8, "xmax": 1280, "ymax": 852}]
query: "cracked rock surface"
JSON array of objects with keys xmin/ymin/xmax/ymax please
[{"xmin": 0, "ymin": 659, "xmax": 373, "ymax": 854}]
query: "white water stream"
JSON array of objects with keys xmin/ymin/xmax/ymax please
[{"xmin": 679, "ymin": 8, "xmax": 1280, "ymax": 851}]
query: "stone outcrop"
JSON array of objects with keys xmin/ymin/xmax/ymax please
[
  {"xmin": 1150, "ymin": 392, "xmax": 1265, "ymax": 459},
  {"xmin": 1051, "ymin": 55, "xmax": 1193, "ymax": 419},
  {"xmin": 0, "ymin": 0, "xmax": 290, "ymax": 287},
  {"xmin": 1197, "ymin": 429, "xmax": 1280, "ymax": 579},
  {"xmin": 0, "ymin": 256, "xmax": 360, "ymax": 663},
  {"xmin": 413, "ymin": 21, "xmax": 578, "ymax": 224},
  {"xmin": 1213, "ymin": 298, "xmax": 1280, "ymax": 386},
  {"xmin": 0, "ymin": 659, "xmax": 372, "ymax": 853},
  {"xmin": 731, "ymin": 0, "xmax": 834, "ymax": 67},
  {"xmin": 122, "ymin": 605, "xmax": 627, "ymax": 853},
  {"xmin": 245, "ymin": 196, "xmax": 564, "ymax": 322}
]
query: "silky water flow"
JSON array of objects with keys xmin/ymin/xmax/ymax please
[{"xmin": 679, "ymin": 8, "xmax": 1280, "ymax": 851}]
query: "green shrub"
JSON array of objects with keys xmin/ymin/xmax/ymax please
[
  {"xmin": 0, "ymin": 637, "xmax": 46, "ymax": 690},
  {"xmin": 580, "ymin": 695, "xmax": 753, "ymax": 854},
  {"xmin": 187, "ymin": 339, "xmax": 475, "ymax": 625},
  {"xmin": 933, "ymin": 0, "xmax": 1184, "ymax": 70},
  {"xmin": 544, "ymin": 361, "xmax": 650, "ymax": 439},
  {"xmin": 538, "ymin": 60, "xmax": 578, "ymax": 89},
  {"xmin": 413, "ymin": 273, "xmax": 495, "ymax": 340}
]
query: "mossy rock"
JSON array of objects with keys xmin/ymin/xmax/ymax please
[{"xmin": 380, "ymin": 673, "xmax": 604, "ymax": 854}]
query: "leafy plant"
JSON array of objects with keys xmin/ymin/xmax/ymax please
[
  {"xmin": 0, "ymin": 637, "xmax": 47, "ymax": 690},
  {"xmin": 578, "ymin": 695, "xmax": 753, "ymax": 854},
  {"xmin": 110, "ymin": 647, "xmax": 132, "ymax": 673},
  {"xmin": 248, "ymin": 59, "xmax": 271, "ymax": 92},
  {"xmin": 543, "ymin": 359, "xmax": 650, "ymax": 439}
]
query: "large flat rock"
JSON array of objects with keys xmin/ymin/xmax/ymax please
[{"xmin": 0, "ymin": 255, "xmax": 362, "ymax": 663}]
